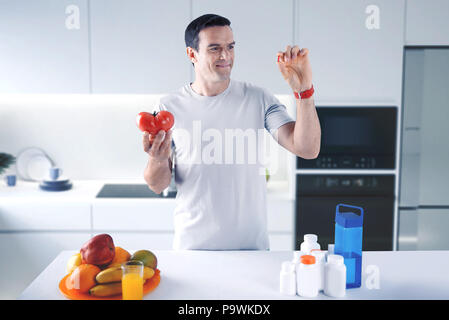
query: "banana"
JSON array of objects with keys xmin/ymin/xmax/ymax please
[
  {"xmin": 96, "ymin": 266, "xmax": 122, "ymax": 283},
  {"xmin": 89, "ymin": 282, "xmax": 122, "ymax": 297},
  {"xmin": 96, "ymin": 266, "xmax": 155, "ymax": 284},
  {"xmin": 108, "ymin": 262, "xmax": 122, "ymax": 268},
  {"xmin": 143, "ymin": 267, "xmax": 155, "ymax": 280}
]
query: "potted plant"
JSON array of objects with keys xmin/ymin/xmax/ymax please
[{"xmin": 0, "ymin": 153, "xmax": 16, "ymax": 175}]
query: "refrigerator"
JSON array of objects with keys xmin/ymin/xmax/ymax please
[{"xmin": 399, "ymin": 47, "xmax": 449, "ymax": 250}]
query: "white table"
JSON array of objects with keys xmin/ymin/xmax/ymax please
[{"xmin": 18, "ymin": 250, "xmax": 449, "ymax": 300}]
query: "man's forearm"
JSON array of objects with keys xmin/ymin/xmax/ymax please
[
  {"xmin": 293, "ymin": 97, "xmax": 321, "ymax": 159},
  {"xmin": 144, "ymin": 157, "xmax": 172, "ymax": 194}
]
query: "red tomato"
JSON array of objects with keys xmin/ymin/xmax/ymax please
[
  {"xmin": 136, "ymin": 111, "xmax": 174, "ymax": 135},
  {"xmin": 136, "ymin": 112, "xmax": 158, "ymax": 135},
  {"xmin": 157, "ymin": 111, "xmax": 175, "ymax": 132}
]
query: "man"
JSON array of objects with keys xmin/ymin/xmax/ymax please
[{"xmin": 143, "ymin": 14, "xmax": 321, "ymax": 250}]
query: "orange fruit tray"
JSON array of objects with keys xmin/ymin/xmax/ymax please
[{"xmin": 59, "ymin": 269, "xmax": 161, "ymax": 300}]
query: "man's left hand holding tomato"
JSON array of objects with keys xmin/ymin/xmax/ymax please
[
  {"xmin": 138, "ymin": 110, "xmax": 175, "ymax": 194},
  {"xmin": 137, "ymin": 110, "xmax": 174, "ymax": 157},
  {"xmin": 143, "ymin": 130, "xmax": 172, "ymax": 162}
]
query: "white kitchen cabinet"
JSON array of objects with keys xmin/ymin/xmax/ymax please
[
  {"xmin": 0, "ymin": 197, "xmax": 92, "ymax": 299},
  {"xmin": 91, "ymin": 199, "xmax": 176, "ymax": 249},
  {"xmin": 0, "ymin": 0, "xmax": 90, "ymax": 93},
  {"xmin": 89, "ymin": 0, "xmax": 191, "ymax": 94},
  {"xmin": 0, "ymin": 200, "xmax": 91, "ymax": 231},
  {"xmin": 296, "ymin": 0, "xmax": 405, "ymax": 104},
  {"xmin": 92, "ymin": 200, "xmax": 176, "ymax": 231},
  {"xmin": 266, "ymin": 199, "xmax": 294, "ymax": 232},
  {"xmin": 267, "ymin": 199, "xmax": 294, "ymax": 250},
  {"xmin": 405, "ymin": 0, "xmax": 449, "ymax": 45},
  {"xmin": 0, "ymin": 232, "xmax": 91, "ymax": 299},
  {"xmin": 192, "ymin": 0, "xmax": 294, "ymax": 94}
]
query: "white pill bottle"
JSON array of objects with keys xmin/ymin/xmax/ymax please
[
  {"xmin": 296, "ymin": 255, "xmax": 319, "ymax": 298},
  {"xmin": 291, "ymin": 250, "xmax": 305, "ymax": 265},
  {"xmin": 311, "ymin": 250, "xmax": 327, "ymax": 292},
  {"xmin": 327, "ymin": 244, "xmax": 335, "ymax": 256},
  {"xmin": 280, "ymin": 261, "xmax": 297, "ymax": 296},
  {"xmin": 300, "ymin": 234, "xmax": 321, "ymax": 254},
  {"xmin": 324, "ymin": 254, "xmax": 347, "ymax": 298}
]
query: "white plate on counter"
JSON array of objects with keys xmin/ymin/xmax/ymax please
[
  {"xmin": 27, "ymin": 154, "xmax": 54, "ymax": 181},
  {"xmin": 16, "ymin": 147, "xmax": 55, "ymax": 181}
]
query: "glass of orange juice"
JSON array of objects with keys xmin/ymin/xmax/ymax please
[{"xmin": 121, "ymin": 260, "xmax": 144, "ymax": 300}]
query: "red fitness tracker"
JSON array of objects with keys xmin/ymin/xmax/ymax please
[{"xmin": 294, "ymin": 84, "xmax": 314, "ymax": 100}]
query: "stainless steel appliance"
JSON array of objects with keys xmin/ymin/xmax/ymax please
[
  {"xmin": 295, "ymin": 174, "xmax": 395, "ymax": 251},
  {"xmin": 297, "ymin": 107, "xmax": 397, "ymax": 169},
  {"xmin": 295, "ymin": 106, "xmax": 398, "ymax": 251},
  {"xmin": 96, "ymin": 184, "xmax": 176, "ymax": 198},
  {"xmin": 399, "ymin": 47, "xmax": 449, "ymax": 250}
]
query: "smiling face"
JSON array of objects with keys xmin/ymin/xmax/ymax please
[{"xmin": 189, "ymin": 25, "xmax": 235, "ymax": 82}]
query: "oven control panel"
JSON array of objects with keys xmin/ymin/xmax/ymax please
[
  {"xmin": 314, "ymin": 156, "xmax": 377, "ymax": 169},
  {"xmin": 297, "ymin": 155, "xmax": 395, "ymax": 169}
]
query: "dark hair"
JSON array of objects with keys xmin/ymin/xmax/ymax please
[{"xmin": 185, "ymin": 14, "xmax": 231, "ymax": 66}]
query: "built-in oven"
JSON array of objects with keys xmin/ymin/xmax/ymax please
[
  {"xmin": 294, "ymin": 106, "xmax": 398, "ymax": 251},
  {"xmin": 295, "ymin": 174, "xmax": 395, "ymax": 251},
  {"xmin": 297, "ymin": 107, "xmax": 397, "ymax": 169}
]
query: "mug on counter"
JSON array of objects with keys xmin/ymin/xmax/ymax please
[
  {"xmin": 5, "ymin": 174, "xmax": 17, "ymax": 187},
  {"xmin": 49, "ymin": 167, "xmax": 63, "ymax": 180}
]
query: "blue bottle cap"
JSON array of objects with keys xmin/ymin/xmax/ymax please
[{"xmin": 335, "ymin": 204, "xmax": 364, "ymax": 228}]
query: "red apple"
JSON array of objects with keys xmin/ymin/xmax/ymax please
[{"xmin": 80, "ymin": 234, "xmax": 115, "ymax": 267}]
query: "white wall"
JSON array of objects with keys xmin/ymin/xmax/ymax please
[
  {"xmin": 405, "ymin": 0, "xmax": 449, "ymax": 45},
  {"xmin": 0, "ymin": 94, "xmax": 294, "ymax": 182},
  {"xmin": 0, "ymin": 0, "xmax": 90, "ymax": 93}
]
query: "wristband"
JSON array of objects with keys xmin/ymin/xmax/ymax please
[{"xmin": 294, "ymin": 84, "xmax": 314, "ymax": 100}]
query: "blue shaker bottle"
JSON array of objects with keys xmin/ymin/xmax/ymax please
[{"xmin": 334, "ymin": 204, "xmax": 364, "ymax": 288}]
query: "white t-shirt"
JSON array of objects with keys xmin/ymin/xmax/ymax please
[{"xmin": 159, "ymin": 79, "xmax": 294, "ymax": 250}]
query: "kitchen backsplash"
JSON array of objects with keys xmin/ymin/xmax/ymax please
[{"xmin": 0, "ymin": 93, "xmax": 295, "ymax": 182}]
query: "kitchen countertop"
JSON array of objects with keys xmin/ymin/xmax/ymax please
[
  {"xmin": 18, "ymin": 250, "xmax": 449, "ymax": 300},
  {"xmin": 0, "ymin": 179, "xmax": 293, "ymax": 202}
]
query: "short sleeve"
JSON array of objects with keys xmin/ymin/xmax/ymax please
[{"xmin": 263, "ymin": 89, "xmax": 295, "ymax": 136}]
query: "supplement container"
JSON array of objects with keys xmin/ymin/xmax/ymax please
[
  {"xmin": 300, "ymin": 234, "xmax": 321, "ymax": 254},
  {"xmin": 334, "ymin": 204, "xmax": 364, "ymax": 288},
  {"xmin": 291, "ymin": 251, "xmax": 305, "ymax": 265},
  {"xmin": 280, "ymin": 261, "xmax": 296, "ymax": 296},
  {"xmin": 296, "ymin": 255, "xmax": 319, "ymax": 298},
  {"xmin": 311, "ymin": 250, "xmax": 326, "ymax": 291},
  {"xmin": 324, "ymin": 254, "xmax": 346, "ymax": 298}
]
